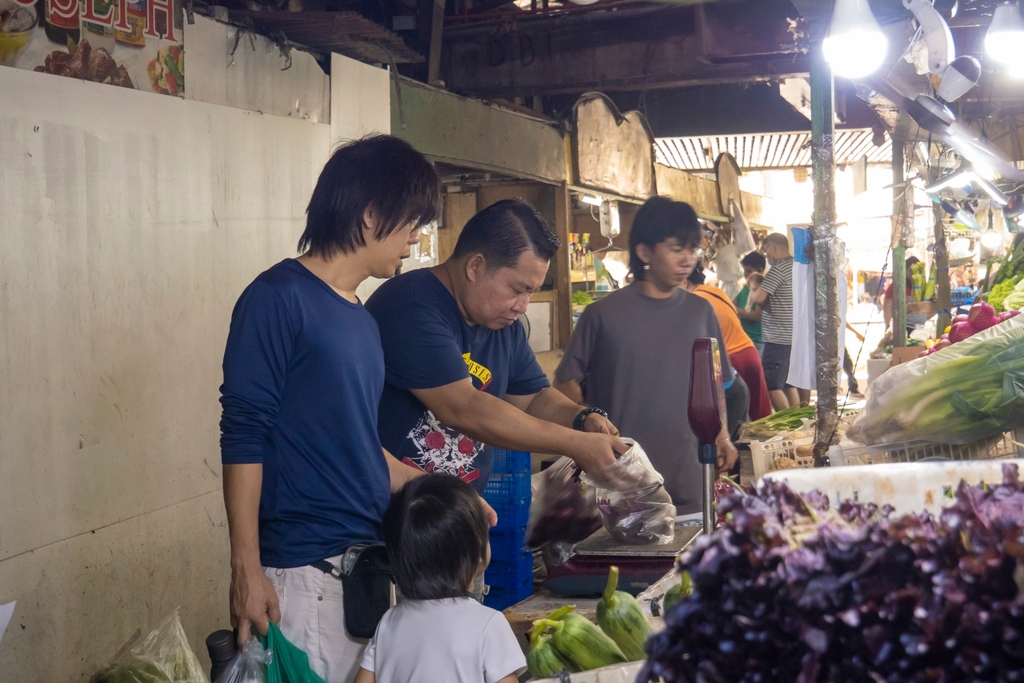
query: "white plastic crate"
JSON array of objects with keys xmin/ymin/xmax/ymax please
[
  {"xmin": 763, "ymin": 458, "xmax": 1024, "ymax": 516},
  {"xmin": 829, "ymin": 430, "xmax": 1024, "ymax": 467},
  {"xmin": 749, "ymin": 435, "xmax": 816, "ymax": 479}
]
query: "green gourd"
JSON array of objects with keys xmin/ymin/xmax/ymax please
[
  {"xmin": 526, "ymin": 627, "xmax": 578, "ymax": 678},
  {"xmin": 596, "ymin": 566, "xmax": 651, "ymax": 661},
  {"xmin": 663, "ymin": 571, "xmax": 692, "ymax": 612},
  {"xmin": 534, "ymin": 609, "xmax": 627, "ymax": 671}
]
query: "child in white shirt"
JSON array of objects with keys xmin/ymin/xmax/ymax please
[{"xmin": 353, "ymin": 475, "xmax": 527, "ymax": 683}]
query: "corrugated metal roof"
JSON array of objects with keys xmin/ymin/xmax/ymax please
[
  {"xmin": 655, "ymin": 129, "xmax": 892, "ymax": 172},
  {"xmin": 230, "ymin": 11, "xmax": 423, "ymax": 64}
]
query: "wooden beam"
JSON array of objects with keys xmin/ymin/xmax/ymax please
[
  {"xmin": 428, "ymin": 0, "xmax": 445, "ymax": 85},
  {"xmin": 553, "ymin": 183, "xmax": 573, "ymax": 350},
  {"xmin": 445, "ymin": 10, "xmax": 807, "ymax": 98},
  {"xmin": 439, "ymin": 191, "xmax": 477, "ymax": 263}
]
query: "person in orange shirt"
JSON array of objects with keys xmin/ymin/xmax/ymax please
[{"xmin": 683, "ymin": 264, "xmax": 773, "ymax": 421}]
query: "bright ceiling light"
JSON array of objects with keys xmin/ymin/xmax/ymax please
[
  {"xmin": 580, "ymin": 194, "xmax": 603, "ymax": 207},
  {"xmin": 987, "ymin": 2, "xmax": 1024, "ymax": 65},
  {"xmin": 924, "ymin": 168, "xmax": 974, "ymax": 194},
  {"xmin": 823, "ymin": 0, "xmax": 888, "ymax": 79},
  {"xmin": 981, "ymin": 231, "xmax": 1004, "ymax": 249}
]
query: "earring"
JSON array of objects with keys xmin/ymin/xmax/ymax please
[{"xmin": 643, "ymin": 263, "xmax": 650, "ymax": 271}]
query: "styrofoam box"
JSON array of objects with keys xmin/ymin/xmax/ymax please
[
  {"xmin": 763, "ymin": 458, "xmax": 1024, "ymax": 516},
  {"xmin": 532, "ymin": 661, "xmax": 646, "ymax": 683}
]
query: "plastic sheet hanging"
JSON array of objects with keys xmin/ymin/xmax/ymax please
[{"xmin": 730, "ymin": 199, "xmax": 757, "ymax": 255}]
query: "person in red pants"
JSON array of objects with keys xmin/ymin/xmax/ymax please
[{"xmin": 684, "ymin": 264, "xmax": 773, "ymax": 421}]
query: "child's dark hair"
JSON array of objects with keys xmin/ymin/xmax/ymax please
[{"xmin": 383, "ymin": 475, "xmax": 489, "ymax": 600}]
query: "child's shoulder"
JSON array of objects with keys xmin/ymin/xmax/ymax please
[{"xmin": 399, "ymin": 598, "xmax": 508, "ymax": 629}]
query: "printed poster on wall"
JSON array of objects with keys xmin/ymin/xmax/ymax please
[{"xmin": 0, "ymin": 0, "xmax": 183, "ymax": 96}]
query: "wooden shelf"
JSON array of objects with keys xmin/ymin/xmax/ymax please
[{"xmin": 570, "ymin": 269, "xmax": 593, "ymax": 283}]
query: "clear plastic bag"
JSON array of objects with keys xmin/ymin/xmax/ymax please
[
  {"xmin": 93, "ymin": 608, "xmax": 209, "ymax": 683},
  {"xmin": 581, "ymin": 439, "xmax": 676, "ymax": 545},
  {"xmin": 214, "ymin": 638, "xmax": 273, "ymax": 683},
  {"xmin": 526, "ymin": 456, "xmax": 603, "ymax": 549}
]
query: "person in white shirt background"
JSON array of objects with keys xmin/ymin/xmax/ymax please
[{"xmin": 354, "ymin": 475, "xmax": 526, "ymax": 683}]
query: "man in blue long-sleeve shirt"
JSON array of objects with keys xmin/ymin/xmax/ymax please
[{"xmin": 219, "ymin": 135, "xmax": 442, "ymax": 683}]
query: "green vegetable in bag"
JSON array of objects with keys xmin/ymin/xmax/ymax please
[{"xmin": 95, "ymin": 659, "xmax": 173, "ymax": 683}]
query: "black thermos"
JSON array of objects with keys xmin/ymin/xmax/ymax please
[{"xmin": 206, "ymin": 630, "xmax": 238, "ymax": 682}]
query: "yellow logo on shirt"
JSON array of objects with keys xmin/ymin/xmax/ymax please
[{"xmin": 463, "ymin": 353, "xmax": 493, "ymax": 390}]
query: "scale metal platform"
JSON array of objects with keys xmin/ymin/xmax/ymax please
[{"xmin": 542, "ymin": 521, "xmax": 702, "ymax": 598}]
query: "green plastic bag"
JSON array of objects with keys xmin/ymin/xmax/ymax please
[{"xmin": 258, "ymin": 623, "xmax": 327, "ymax": 683}]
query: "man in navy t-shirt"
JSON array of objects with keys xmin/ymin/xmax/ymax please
[
  {"xmin": 219, "ymin": 136, "xmax": 439, "ymax": 683},
  {"xmin": 366, "ymin": 199, "xmax": 627, "ymax": 492}
]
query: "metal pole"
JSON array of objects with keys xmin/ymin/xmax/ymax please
[
  {"xmin": 932, "ymin": 170, "xmax": 952, "ymax": 335},
  {"xmin": 892, "ymin": 143, "xmax": 908, "ymax": 347},
  {"xmin": 809, "ymin": 34, "xmax": 839, "ymax": 460},
  {"xmin": 702, "ymin": 463, "xmax": 715, "ymax": 535}
]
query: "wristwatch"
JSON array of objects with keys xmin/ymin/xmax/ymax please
[{"xmin": 573, "ymin": 407, "xmax": 609, "ymax": 431}]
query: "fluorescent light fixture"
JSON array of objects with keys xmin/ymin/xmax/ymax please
[
  {"xmin": 924, "ymin": 169, "xmax": 1009, "ymax": 206},
  {"xmin": 924, "ymin": 169, "xmax": 974, "ymax": 193},
  {"xmin": 971, "ymin": 174, "xmax": 1009, "ymax": 206},
  {"xmin": 580, "ymin": 194, "xmax": 603, "ymax": 207},
  {"xmin": 823, "ymin": 0, "xmax": 888, "ymax": 79},
  {"xmin": 987, "ymin": 2, "xmax": 1024, "ymax": 66},
  {"xmin": 981, "ymin": 231, "xmax": 1004, "ymax": 249}
]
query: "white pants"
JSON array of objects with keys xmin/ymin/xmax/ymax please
[{"xmin": 264, "ymin": 557, "xmax": 367, "ymax": 683}]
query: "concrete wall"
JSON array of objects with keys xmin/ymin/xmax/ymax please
[{"xmin": 0, "ymin": 65, "xmax": 331, "ymax": 679}]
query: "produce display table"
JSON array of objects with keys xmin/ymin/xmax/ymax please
[{"xmin": 503, "ymin": 590, "xmax": 599, "ymax": 652}]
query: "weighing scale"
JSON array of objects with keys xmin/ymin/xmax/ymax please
[
  {"xmin": 541, "ymin": 521, "xmax": 702, "ymax": 598},
  {"xmin": 541, "ymin": 338, "xmax": 725, "ymax": 599}
]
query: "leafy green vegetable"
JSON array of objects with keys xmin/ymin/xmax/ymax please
[
  {"xmin": 849, "ymin": 320, "xmax": 1024, "ymax": 445},
  {"xmin": 742, "ymin": 405, "xmax": 815, "ymax": 439},
  {"xmin": 94, "ymin": 659, "xmax": 173, "ymax": 683},
  {"xmin": 571, "ymin": 290, "xmax": 594, "ymax": 306},
  {"xmin": 989, "ymin": 274, "xmax": 1022, "ymax": 313}
]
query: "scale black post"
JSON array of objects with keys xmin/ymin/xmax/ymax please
[
  {"xmin": 541, "ymin": 340, "xmax": 725, "ymax": 598},
  {"xmin": 688, "ymin": 338, "xmax": 728, "ymax": 536}
]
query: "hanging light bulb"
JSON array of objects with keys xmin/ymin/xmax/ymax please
[
  {"xmin": 987, "ymin": 2, "xmax": 1024, "ymax": 73},
  {"xmin": 823, "ymin": 0, "xmax": 888, "ymax": 79},
  {"xmin": 981, "ymin": 231, "xmax": 1004, "ymax": 250}
]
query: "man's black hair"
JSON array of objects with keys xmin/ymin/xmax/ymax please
[
  {"xmin": 629, "ymin": 197, "xmax": 701, "ymax": 280},
  {"xmin": 906, "ymin": 255, "xmax": 921, "ymax": 268},
  {"xmin": 298, "ymin": 135, "xmax": 440, "ymax": 259},
  {"xmin": 451, "ymin": 199, "xmax": 560, "ymax": 269},
  {"xmin": 383, "ymin": 475, "xmax": 489, "ymax": 600},
  {"xmin": 740, "ymin": 251, "xmax": 767, "ymax": 273},
  {"xmin": 688, "ymin": 262, "xmax": 706, "ymax": 285}
]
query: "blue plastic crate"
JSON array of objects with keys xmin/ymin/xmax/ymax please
[
  {"xmin": 484, "ymin": 573, "xmax": 533, "ymax": 611},
  {"xmin": 484, "ymin": 552, "xmax": 534, "ymax": 610},
  {"xmin": 489, "ymin": 524, "xmax": 528, "ymax": 562},
  {"xmin": 488, "ymin": 550, "xmax": 533, "ymax": 580},
  {"xmin": 484, "ymin": 470, "xmax": 530, "ymax": 509},
  {"xmin": 492, "ymin": 449, "xmax": 531, "ymax": 474},
  {"xmin": 485, "ymin": 494, "xmax": 530, "ymax": 530}
]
